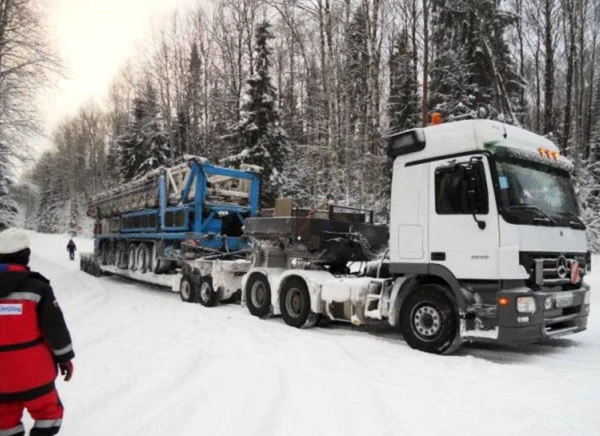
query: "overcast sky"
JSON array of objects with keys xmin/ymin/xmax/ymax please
[{"xmin": 36, "ymin": 0, "xmax": 197, "ymax": 153}]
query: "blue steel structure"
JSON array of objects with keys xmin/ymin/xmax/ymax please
[{"xmin": 92, "ymin": 158, "xmax": 261, "ymax": 264}]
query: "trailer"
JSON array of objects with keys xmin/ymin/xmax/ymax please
[
  {"xmin": 242, "ymin": 119, "xmax": 592, "ymax": 354},
  {"xmin": 81, "ymin": 156, "xmax": 261, "ymax": 306}
]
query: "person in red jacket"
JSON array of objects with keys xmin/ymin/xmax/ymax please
[{"xmin": 0, "ymin": 228, "xmax": 75, "ymax": 436}]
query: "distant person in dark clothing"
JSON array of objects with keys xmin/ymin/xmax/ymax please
[
  {"xmin": 0, "ymin": 228, "xmax": 75, "ymax": 436},
  {"xmin": 66, "ymin": 240, "xmax": 76, "ymax": 261}
]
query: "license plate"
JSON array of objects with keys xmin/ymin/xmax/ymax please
[{"xmin": 555, "ymin": 293, "xmax": 574, "ymax": 308}]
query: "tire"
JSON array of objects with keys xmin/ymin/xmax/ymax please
[
  {"xmin": 246, "ymin": 274, "xmax": 272, "ymax": 318},
  {"xmin": 127, "ymin": 244, "xmax": 137, "ymax": 271},
  {"xmin": 157, "ymin": 260, "xmax": 172, "ymax": 274},
  {"xmin": 399, "ymin": 284, "xmax": 460, "ymax": 354},
  {"xmin": 197, "ymin": 277, "xmax": 218, "ymax": 307},
  {"xmin": 135, "ymin": 243, "xmax": 151, "ymax": 273},
  {"xmin": 279, "ymin": 277, "xmax": 321, "ymax": 329},
  {"xmin": 180, "ymin": 276, "xmax": 197, "ymax": 303},
  {"xmin": 111, "ymin": 242, "xmax": 118, "ymax": 266},
  {"xmin": 148, "ymin": 243, "xmax": 159, "ymax": 273},
  {"xmin": 99, "ymin": 242, "xmax": 108, "ymax": 265},
  {"xmin": 116, "ymin": 242, "xmax": 128, "ymax": 269}
]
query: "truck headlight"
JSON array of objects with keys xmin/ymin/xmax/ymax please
[
  {"xmin": 517, "ymin": 296, "xmax": 537, "ymax": 314},
  {"xmin": 584, "ymin": 291, "xmax": 590, "ymax": 305}
]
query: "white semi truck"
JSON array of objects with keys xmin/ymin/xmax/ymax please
[{"xmin": 242, "ymin": 119, "xmax": 591, "ymax": 354}]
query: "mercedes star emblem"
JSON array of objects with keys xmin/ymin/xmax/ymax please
[{"xmin": 556, "ymin": 255, "xmax": 569, "ymax": 279}]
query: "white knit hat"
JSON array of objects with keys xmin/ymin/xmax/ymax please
[{"xmin": 0, "ymin": 228, "xmax": 30, "ymax": 254}]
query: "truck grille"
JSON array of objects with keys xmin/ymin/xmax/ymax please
[{"xmin": 520, "ymin": 252, "xmax": 588, "ymax": 290}]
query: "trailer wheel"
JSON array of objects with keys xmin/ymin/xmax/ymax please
[
  {"xmin": 149, "ymin": 243, "xmax": 161, "ymax": 273},
  {"xmin": 127, "ymin": 244, "xmax": 137, "ymax": 271},
  {"xmin": 117, "ymin": 242, "xmax": 128, "ymax": 269},
  {"xmin": 100, "ymin": 241, "xmax": 110, "ymax": 265},
  {"xmin": 136, "ymin": 243, "xmax": 150, "ymax": 273},
  {"xmin": 246, "ymin": 274, "xmax": 272, "ymax": 318},
  {"xmin": 197, "ymin": 277, "xmax": 218, "ymax": 307},
  {"xmin": 180, "ymin": 276, "xmax": 196, "ymax": 303},
  {"xmin": 108, "ymin": 241, "xmax": 117, "ymax": 266},
  {"xmin": 400, "ymin": 284, "xmax": 460, "ymax": 355},
  {"xmin": 280, "ymin": 277, "xmax": 320, "ymax": 329}
]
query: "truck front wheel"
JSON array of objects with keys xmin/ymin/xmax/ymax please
[
  {"xmin": 246, "ymin": 274, "xmax": 272, "ymax": 318},
  {"xmin": 280, "ymin": 277, "xmax": 320, "ymax": 329},
  {"xmin": 400, "ymin": 284, "xmax": 460, "ymax": 354}
]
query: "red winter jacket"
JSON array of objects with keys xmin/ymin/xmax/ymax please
[{"xmin": 0, "ymin": 264, "xmax": 75, "ymax": 402}]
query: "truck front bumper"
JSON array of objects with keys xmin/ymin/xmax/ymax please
[{"xmin": 461, "ymin": 285, "xmax": 590, "ymax": 345}]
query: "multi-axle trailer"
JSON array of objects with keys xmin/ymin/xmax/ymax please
[
  {"xmin": 81, "ymin": 156, "xmax": 262, "ymax": 305},
  {"xmin": 82, "ymin": 120, "xmax": 592, "ymax": 354}
]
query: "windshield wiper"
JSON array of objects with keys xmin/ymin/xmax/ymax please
[
  {"xmin": 508, "ymin": 204, "xmax": 557, "ymax": 226},
  {"xmin": 555, "ymin": 212, "xmax": 586, "ymax": 229}
]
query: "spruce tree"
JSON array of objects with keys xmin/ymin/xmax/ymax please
[
  {"xmin": 428, "ymin": 0, "xmax": 523, "ymax": 123},
  {"xmin": 117, "ymin": 97, "xmax": 146, "ymax": 182},
  {"xmin": 0, "ymin": 142, "xmax": 17, "ymax": 230},
  {"xmin": 227, "ymin": 21, "xmax": 289, "ymax": 207},
  {"xmin": 388, "ymin": 29, "xmax": 420, "ymax": 133},
  {"xmin": 117, "ymin": 82, "xmax": 172, "ymax": 181},
  {"xmin": 187, "ymin": 42, "xmax": 202, "ymax": 155},
  {"xmin": 36, "ymin": 153, "xmax": 66, "ymax": 233},
  {"xmin": 345, "ymin": 6, "xmax": 369, "ymax": 136}
]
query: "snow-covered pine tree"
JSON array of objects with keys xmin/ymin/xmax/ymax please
[
  {"xmin": 388, "ymin": 29, "xmax": 420, "ymax": 133},
  {"xmin": 137, "ymin": 112, "xmax": 171, "ymax": 176},
  {"xmin": 345, "ymin": 5, "xmax": 369, "ymax": 142},
  {"xmin": 428, "ymin": 0, "xmax": 523, "ymax": 123},
  {"xmin": 68, "ymin": 198, "xmax": 79, "ymax": 237},
  {"xmin": 36, "ymin": 153, "xmax": 66, "ymax": 233},
  {"xmin": 117, "ymin": 97, "xmax": 146, "ymax": 182},
  {"xmin": 428, "ymin": 0, "xmax": 476, "ymax": 118},
  {"xmin": 378, "ymin": 28, "xmax": 422, "ymax": 222},
  {"xmin": 591, "ymin": 121, "xmax": 600, "ymax": 161},
  {"xmin": 0, "ymin": 141, "xmax": 18, "ymax": 230},
  {"xmin": 118, "ymin": 82, "xmax": 172, "ymax": 181},
  {"xmin": 187, "ymin": 41, "xmax": 202, "ymax": 155},
  {"xmin": 225, "ymin": 21, "xmax": 290, "ymax": 208}
]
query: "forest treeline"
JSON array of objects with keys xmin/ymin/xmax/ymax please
[{"xmin": 2, "ymin": 0, "xmax": 600, "ymax": 247}]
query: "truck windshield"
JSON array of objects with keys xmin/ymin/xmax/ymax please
[{"xmin": 495, "ymin": 156, "xmax": 583, "ymax": 228}]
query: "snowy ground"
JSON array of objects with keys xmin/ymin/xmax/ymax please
[{"xmin": 23, "ymin": 232, "xmax": 600, "ymax": 436}]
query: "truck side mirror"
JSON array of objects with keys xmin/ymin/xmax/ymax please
[{"xmin": 464, "ymin": 162, "xmax": 487, "ymax": 230}]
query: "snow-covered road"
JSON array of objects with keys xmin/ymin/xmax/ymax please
[{"xmin": 24, "ymin": 232, "xmax": 600, "ymax": 436}]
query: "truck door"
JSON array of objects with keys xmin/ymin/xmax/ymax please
[{"xmin": 428, "ymin": 155, "xmax": 500, "ymax": 280}]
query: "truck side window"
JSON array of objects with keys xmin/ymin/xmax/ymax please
[{"xmin": 435, "ymin": 162, "xmax": 489, "ymax": 215}]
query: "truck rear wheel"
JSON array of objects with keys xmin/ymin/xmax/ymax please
[
  {"xmin": 246, "ymin": 274, "xmax": 272, "ymax": 318},
  {"xmin": 198, "ymin": 277, "xmax": 218, "ymax": 307},
  {"xmin": 400, "ymin": 284, "xmax": 460, "ymax": 354},
  {"xmin": 280, "ymin": 277, "xmax": 320, "ymax": 329},
  {"xmin": 180, "ymin": 276, "xmax": 196, "ymax": 303}
]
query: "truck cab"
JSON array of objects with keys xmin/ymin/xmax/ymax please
[
  {"xmin": 242, "ymin": 119, "xmax": 590, "ymax": 354},
  {"xmin": 388, "ymin": 119, "xmax": 590, "ymax": 351}
]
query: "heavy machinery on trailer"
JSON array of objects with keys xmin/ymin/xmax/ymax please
[
  {"xmin": 242, "ymin": 119, "xmax": 591, "ymax": 354},
  {"xmin": 80, "ymin": 156, "xmax": 261, "ymax": 306}
]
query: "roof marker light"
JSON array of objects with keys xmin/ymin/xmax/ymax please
[
  {"xmin": 431, "ymin": 112, "xmax": 443, "ymax": 126},
  {"xmin": 537, "ymin": 147, "xmax": 560, "ymax": 160}
]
